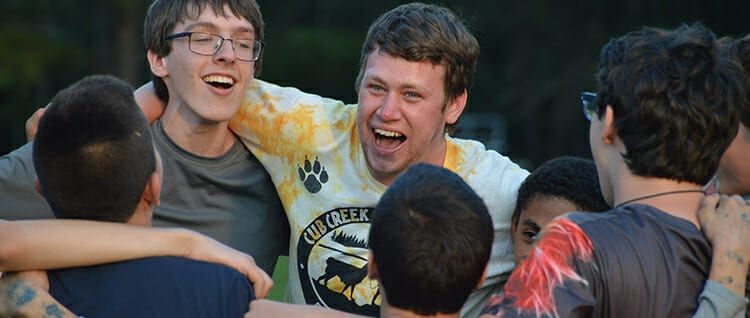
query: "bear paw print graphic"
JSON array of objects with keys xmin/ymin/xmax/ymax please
[{"xmin": 298, "ymin": 156, "xmax": 328, "ymax": 193}]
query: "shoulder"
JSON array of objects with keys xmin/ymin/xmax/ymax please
[
  {"xmin": 0, "ymin": 142, "xmax": 35, "ymax": 174},
  {"xmin": 245, "ymin": 79, "xmax": 348, "ymax": 109},
  {"xmin": 446, "ymin": 136, "xmax": 528, "ymax": 179},
  {"xmin": 446, "ymin": 136, "xmax": 529, "ymax": 202}
]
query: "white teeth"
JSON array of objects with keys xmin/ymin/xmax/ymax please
[
  {"xmin": 202, "ymin": 75, "xmax": 234, "ymax": 85},
  {"xmin": 374, "ymin": 128, "xmax": 402, "ymax": 138}
]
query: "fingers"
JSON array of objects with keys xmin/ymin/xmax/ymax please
[
  {"xmin": 235, "ymin": 253, "xmax": 273, "ymax": 299},
  {"xmin": 249, "ymin": 264, "xmax": 273, "ymax": 299},
  {"xmin": 717, "ymin": 194, "xmax": 749, "ymax": 213},
  {"xmin": 697, "ymin": 193, "xmax": 720, "ymax": 224},
  {"xmin": 25, "ymin": 106, "xmax": 47, "ymax": 142}
]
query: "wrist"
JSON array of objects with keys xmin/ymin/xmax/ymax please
[
  {"xmin": 709, "ymin": 248, "xmax": 749, "ymax": 297},
  {"xmin": 163, "ymin": 228, "xmax": 198, "ymax": 258}
]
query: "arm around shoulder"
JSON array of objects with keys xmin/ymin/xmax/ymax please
[
  {"xmin": 134, "ymin": 81, "xmax": 165, "ymax": 124},
  {"xmin": 0, "ymin": 220, "xmax": 273, "ymax": 298},
  {"xmin": 0, "ymin": 220, "xmax": 192, "ymax": 271}
]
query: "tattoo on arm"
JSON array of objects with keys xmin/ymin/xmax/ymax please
[
  {"xmin": 3, "ymin": 279, "xmax": 76, "ymax": 318},
  {"xmin": 8, "ymin": 281, "xmax": 37, "ymax": 307},
  {"xmin": 45, "ymin": 303, "xmax": 66, "ymax": 318}
]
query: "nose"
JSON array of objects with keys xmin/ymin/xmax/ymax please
[
  {"xmin": 376, "ymin": 93, "xmax": 402, "ymax": 121},
  {"xmin": 213, "ymin": 39, "xmax": 236, "ymax": 63}
]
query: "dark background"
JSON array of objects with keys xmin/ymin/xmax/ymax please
[{"xmin": 2, "ymin": 0, "xmax": 748, "ymax": 169}]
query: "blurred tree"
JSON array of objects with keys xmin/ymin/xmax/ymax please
[
  {"xmin": 2, "ymin": 0, "xmax": 749, "ymax": 169},
  {"xmin": 0, "ymin": 0, "xmax": 147, "ymax": 152}
]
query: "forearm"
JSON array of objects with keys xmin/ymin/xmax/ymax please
[
  {"xmin": 245, "ymin": 299, "xmax": 367, "ymax": 318},
  {"xmin": 1, "ymin": 274, "xmax": 77, "ymax": 318},
  {"xmin": 707, "ymin": 242, "xmax": 749, "ymax": 297},
  {"xmin": 0, "ymin": 220, "xmax": 194, "ymax": 271},
  {"xmin": 693, "ymin": 242, "xmax": 749, "ymax": 317}
]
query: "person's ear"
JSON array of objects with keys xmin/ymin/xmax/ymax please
[
  {"xmin": 445, "ymin": 89, "xmax": 468, "ymax": 125},
  {"xmin": 143, "ymin": 171, "xmax": 162, "ymax": 208},
  {"xmin": 367, "ymin": 250, "xmax": 379, "ymax": 280},
  {"xmin": 147, "ymin": 50, "xmax": 169, "ymax": 78},
  {"xmin": 601, "ymin": 105, "xmax": 617, "ymax": 145},
  {"xmin": 475, "ymin": 265, "xmax": 489, "ymax": 290}
]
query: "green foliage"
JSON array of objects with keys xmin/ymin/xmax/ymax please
[{"xmin": 2, "ymin": 0, "xmax": 749, "ymax": 167}]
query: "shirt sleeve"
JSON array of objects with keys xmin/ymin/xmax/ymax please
[
  {"xmin": 482, "ymin": 218, "xmax": 597, "ymax": 318},
  {"xmin": 692, "ymin": 280, "xmax": 747, "ymax": 318},
  {"xmin": 0, "ymin": 142, "xmax": 54, "ymax": 220}
]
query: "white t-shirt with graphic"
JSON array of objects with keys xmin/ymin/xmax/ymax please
[{"xmin": 230, "ymin": 79, "xmax": 529, "ymax": 317}]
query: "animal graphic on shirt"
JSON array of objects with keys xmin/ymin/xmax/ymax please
[
  {"xmin": 298, "ymin": 209, "xmax": 380, "ymax": 315},
  {"xmin": 298, "ymin": 156, "xmax": 328, "ymax": 193}
]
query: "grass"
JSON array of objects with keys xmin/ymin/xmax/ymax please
[{"xmin": 268, "ymin": 256, "xmax": 289, "ymax": 301}]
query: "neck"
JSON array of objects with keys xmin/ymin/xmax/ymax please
[
  {"xmin": 127, "ymin": 203, "xmax": 153, "ymax": 227},
  {"xmin": 612, "ymin": 174, "xmax": 705, "ymax": 227},
  {"xmin": 161, "ymin": 103, "xmax": 235, "ymax": 157}
]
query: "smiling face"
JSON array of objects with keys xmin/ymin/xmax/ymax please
[
  {"xmin": 148, "ymin": 4, "xmax": 255, "ymax": 125},
  {"xmin": 356, "ymin": 49, "xmax": 466, "ymax": 185},
  {"xmin": 512, "ymin": 196, "xmax": 581, "ymax": 262}
]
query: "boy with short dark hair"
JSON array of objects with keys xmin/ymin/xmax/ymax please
[{"xmin": 482, "ymin": 23, "xmax": 749, "ymax": 317}]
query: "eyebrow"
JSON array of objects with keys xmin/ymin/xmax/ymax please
[
  {"xmin": 184, "ymin": 22, "xmax": 254, "ymax": 35},
  {"xmin": 366, "ymin": 74, "xmax": 430, "ymax": 92},
  {"xmin": 520, "ymin": 219, "xmax": 541, "ymax": 233}
]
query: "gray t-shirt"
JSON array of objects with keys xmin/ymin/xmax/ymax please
[
  {"xmin": 151, "ymin": 120, "xmax": 288, "ymax": 273},
  {"xmin": 0, "ymin": 121, "xmax": 289, "ymax": 274},
  {"xmin": 0, "ymin": 142, "xmax": 51, "ymax": 220}
]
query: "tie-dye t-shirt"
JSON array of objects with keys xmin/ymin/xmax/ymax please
[
  {"xmin": 229, "ymin": 80, "xmax": 528, "ymax": 317},
  {"xmin": 483, "ymin": 204, "xmax": 750, "ymax": 318}
]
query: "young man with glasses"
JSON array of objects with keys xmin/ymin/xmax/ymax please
[
  {"xmin": 583, "ymin": 91, "xmax": 750, "ymax": 317},
  {"xmin": 0, "ymin": 0, "xmax": 288, "ymax": 277},
  {"xmin": 139, "ymin": 3, "xmax": 530, "ymax": 316},
  {"xmin": 481, "ymin": 24, "xmax": 750, "ymax": 318}
]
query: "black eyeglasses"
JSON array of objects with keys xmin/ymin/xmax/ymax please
[
  {"xmin": 165, "ymin": 32, "xmax": 263, "ymax": 62},
  {"xmin": 581, "ymin": 92, "xmax": 597, "ymax": 121}
]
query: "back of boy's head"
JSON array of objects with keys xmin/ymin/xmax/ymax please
[
  {"xmin": 144, "ymin": 0, "xmax": 264, "ymax": 101},
  {"xmin": 512, "ymin": 156, "xmax": 610, "ymax": 228},
  {"xmin": 368, "ymin": 163, "xmax": 493, "ymax": 315},
  {"xmin": 33, "ymin": 75, "xmax": 156, "ymax": 222},
  {"xmin": 594, "ymin": 24, "xmax": 745, "ymax": 184}
]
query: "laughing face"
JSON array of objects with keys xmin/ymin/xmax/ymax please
[
  {"xmin": 356, "ymin": 49, "xmax": 466, "ymax": 185},
  {"xmin": 149, "ymin": 5, "xmax": 256, "ymax": 125}
]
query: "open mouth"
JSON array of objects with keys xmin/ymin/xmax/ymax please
[
  {"xmin": 203, "ymin": 75, "xmax": 235, "ymax": 89},
  {"xmin": 374, "ymin": 128, "xmax": 406, "ymax": 149}
]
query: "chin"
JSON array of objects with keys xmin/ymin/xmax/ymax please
[{"xmin": 366, "ymin": 156, "xmax": 403, "ymax": 183}]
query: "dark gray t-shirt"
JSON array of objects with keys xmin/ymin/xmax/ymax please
[
  {"xmin": 0, "ymin": 142, "xmax": 50, "ymax": 220},
  {"xmin": 485, "ymin": 204, "xmax": 750, "ymax": 318},
  {"xmin": 0, "ymin": 121, "xmax": 288, "ymax": 274},
  {"xmin": 151, "ymin": 120, "xmax": 288, "ymax": 273}
]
